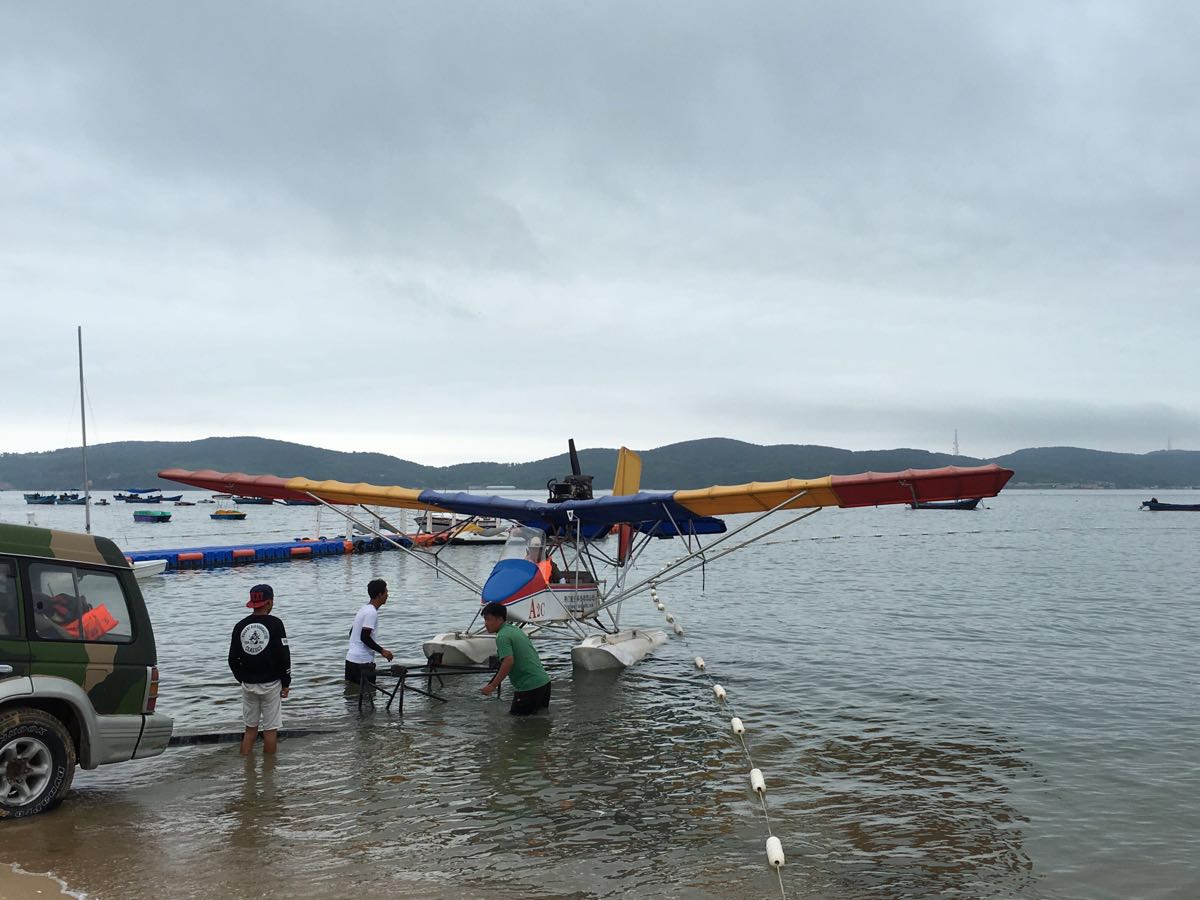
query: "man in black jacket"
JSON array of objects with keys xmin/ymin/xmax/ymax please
[{"xmin": 229, "ymin": 583, "xmax": 292, "ymax": 755}]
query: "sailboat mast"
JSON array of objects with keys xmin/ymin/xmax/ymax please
[{"xmin": 78, "ymin": 325, "xmax": 91, "ymax": 534}]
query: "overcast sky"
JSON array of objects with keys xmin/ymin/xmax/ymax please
[{"xmin": 2, "ymin": 2, "xmax": 1196, "ymax": 465}]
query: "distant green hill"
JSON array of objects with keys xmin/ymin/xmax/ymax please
[{"xmin": 1, "ymin": 436, "xmax": 1198, "ymax": 491}]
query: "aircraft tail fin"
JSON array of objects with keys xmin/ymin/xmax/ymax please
[
  {"xmin": 612, "ymin": 447, "xmax": 642, "ymax": 496},
  {"xmin": 613, "ymin": 447, "xmax": 641, "ymax": 566}
]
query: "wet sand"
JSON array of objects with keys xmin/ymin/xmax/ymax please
[{"xmin": 0, "ymin": 863, "xmax": 76, "ymax": 899}]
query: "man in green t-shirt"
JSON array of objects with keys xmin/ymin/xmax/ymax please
[{"xmin": 479, "ymin": 601, "xmax": 551, "ymax": 715}]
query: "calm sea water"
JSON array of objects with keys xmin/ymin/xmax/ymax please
[{"xmin": 1, "ymin": 490, "xmax": 1197, "ymax": 899}]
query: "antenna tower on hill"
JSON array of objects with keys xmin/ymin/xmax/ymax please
[{"xmin": 953, "ymin": 429, "xmax": 960, "ymax": 457}]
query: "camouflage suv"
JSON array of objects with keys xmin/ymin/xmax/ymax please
[{"xmin": 0, "ymin": 523, "xmax": 173, "ymax": 819}]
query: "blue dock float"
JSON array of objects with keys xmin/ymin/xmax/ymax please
[{"xmin": 125, "ymin": 534, "xmax": 413, "ymax": 570}]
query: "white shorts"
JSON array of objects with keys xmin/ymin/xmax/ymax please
[{"xmin": 241, "ymin": 680, "xmax": 282, "ymax": 731}]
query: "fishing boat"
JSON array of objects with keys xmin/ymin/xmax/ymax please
[
  {"xmin": 1140, "ymin": 498, "xmax": 1200, "ymax": 511},
  {"xmin": 211, "ymin": 509, "xmax": 247, "ymax": 520},
  {"xmin": 159, "ymin": 494, "xmax": 184, "ymax": 502},
  {"xmin": 174, "ymin": 500, "xmax": 196, "ymax": 506},
  {"xmin": 909, "ymin": 497, "xmax": 982, "ymax": 510},
  {"xmin": 233, "ymin": 496, "xmax": 274, "ymax": 505},
  {"xmin": 23, "ymin": 493, "xmax": 57, "ymax": 505},
  {"xmin": 115, "ymin": 488, "xmax": 161, "ymax": 502},
  {"xmin": 281, "ymin": 498, "xmax": 320, "ymax": 505},
  {"xmin": 133, "ymin": 510, "xmax": 172, "ymax": 523}
]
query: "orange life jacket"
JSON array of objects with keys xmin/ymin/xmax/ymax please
[{"xmin": 59, "ymin": 604, "xmax": 120, "ymax": 641}]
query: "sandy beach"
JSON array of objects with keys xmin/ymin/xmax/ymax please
[{"xmin": 0, "ymin": 864, "xmax": 75, "ymax": 900}]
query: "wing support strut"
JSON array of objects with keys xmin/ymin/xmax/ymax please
[
  {"xmin": 587, "ymin": 489, "xmax": 820, "ymax": 618},
  {"xmin": 305, "ymin": 493, "xmax": 484, "ymax": 595}
]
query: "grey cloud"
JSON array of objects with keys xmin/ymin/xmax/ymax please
[{"xmin": 2, "ymin": 2, "xmax": 1198, "ymax": 460}]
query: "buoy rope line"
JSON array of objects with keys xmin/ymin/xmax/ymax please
[
  {"xmin": 750, "ymin": 522, "xmax": 1138, "ymax": 550},
  {"xmin": 650, "ymin": 580, "xmax": 788, "ymax": 899}
]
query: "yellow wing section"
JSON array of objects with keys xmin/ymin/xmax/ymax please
[
  {"xmin": 283, "ymin": 477, "xmax": 446, "ymax": 511},
  {"xmin": 674, "ymin": 477, "xmax": 839, "ymax": 516}
]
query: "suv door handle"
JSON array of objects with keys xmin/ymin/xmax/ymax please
[{"xmin": 0, "ymin": 665, "xmax": 13, "ymax": 675}]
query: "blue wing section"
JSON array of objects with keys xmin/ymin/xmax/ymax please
[{"xmin": 415, "ymin": 490, "xmax": 727, "ymax": 537}]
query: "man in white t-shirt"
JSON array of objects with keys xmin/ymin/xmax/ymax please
[{"xmin": 345, "ymin": 578, "xmax": 394, "ymax": 687}]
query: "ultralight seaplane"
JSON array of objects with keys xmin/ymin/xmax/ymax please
[{"xmin": 160, "ymin": 442, "xmax": 1013, "ymax": 672}]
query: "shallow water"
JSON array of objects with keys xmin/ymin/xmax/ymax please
[{"xmin": 2, "ymin": 490, "xmax": 1198, "ymax": 898}]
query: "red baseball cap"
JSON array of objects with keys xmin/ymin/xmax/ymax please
[{"xmin": 246, "ymin": 584, "xmax": 274, "ymax": 608}]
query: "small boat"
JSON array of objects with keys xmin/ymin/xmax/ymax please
[
  {"xmin": 133, "ymin": 509, "xmax": 172, "ymax": 523},
  {"xmin": 58, "ymin": 496, "xmax": 88, "ymax": 506},
  {"xmin": 57, "ymin": 492, "xmax": 81, "ymax": 502},
  {"xmin": 159, "ymin": 494, "xmax": 183, "ymax": 502},
  {"xmin": 132, "ymin": 559, "xmax": 168, "ymax": 579},
  {"xmin": 211, "ymin": 508, "xmax": 247, "ymax": 520},
  {"xmin": 174, "ymin": 500, "xmax": 196, "ymax": 506},
  {"xmin": 212, "ymin": 493, "xmax": 232, "ymax": 500},
  {"xmin": 23, "ymin": 493, "xmax": 57, "ymax": 505},
  {"xmin": 412, "ymin": 510, "xmax": 509, "ymax": 545},
  {"xmin": 233, "ymin": 496, "xmax": 274, "ymax": 505},
  {"xmin": 123, "ymin": 495, "xmax": 163, "ymax": 503},
  {"xmin": 281, "ymin": 498, "xmax": 320, "ymax": 505},
  {"xmin": 1140, "ymin": 498, "xmax": 1200, "ymax": 511},
  {"xmin": 198, "ymin": 498, "xmax": 215, "ymax": 504},
  {"xmin": 910, "ymin": 497, "xmax": 982, "ymax": 510},
  {"xmin": 94, "ymin": 498, "xmax": 110, "ymax": 506}
]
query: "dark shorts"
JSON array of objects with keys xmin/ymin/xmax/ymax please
[
  {"xmin": 509, "ymin": 680, "xmax": 551, "ymax": 716},
  {"xmin": 345, "ymin": 660, "xmax": 377, "ymax": 685}
]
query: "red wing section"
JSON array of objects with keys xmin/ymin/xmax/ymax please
[
  {"xmin": 156, "ymin": 469, "xmax": 313, "ymax": 502},
  {"xmin": 830, "ymin": 464, "xmax": 1014, "ymax": 508}
]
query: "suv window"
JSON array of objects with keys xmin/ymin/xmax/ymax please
[
  {"xmin": 29, "ymin": 563, "xmax": 133, "ymax": 644},
  {"xmin": 0, "ymin": 558, "xmax": 19, "ymax": 638}
]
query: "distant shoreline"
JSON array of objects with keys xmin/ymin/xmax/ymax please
[{"xmin": 2, "ymin": 435, "xmax": 1200, "ymax": 491}]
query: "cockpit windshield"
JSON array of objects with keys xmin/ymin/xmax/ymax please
[{"xmin": 500, "ymin": 525, "xmax": 547, "ymax": 563}]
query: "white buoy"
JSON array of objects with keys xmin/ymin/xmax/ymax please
[
  {"xmin": 655, "ymin": 603, "xmax": 665, "ymax": 611},
  {"xmin": 713, "ymin": 684, "xmax": 727, "ymax": 701},
  {"xmin": 750, "ymin": 768, "xmax": 766, "ymax": 795},
  {"xmin": 730, "ymin": 717, "xmax": 745, "ymax": 734},
  {"xmin": 766, "ymin": 836, "xmax": 785, "ymax": 868},
  {"xmin": 665, "ymin": 613, "xmax": 674, "ymax": 623},
  {"xmin": 673, "ymin": 623, "xmax": 684, "ymax": 636},
  {"xmin": 693, "ymin": 656, "xmax": 706, "ymax": 670}
]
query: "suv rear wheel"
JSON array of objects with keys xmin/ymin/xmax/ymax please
[{"xmin": 0, "ymin": 708, "xmax": 77, "ymax": 819}]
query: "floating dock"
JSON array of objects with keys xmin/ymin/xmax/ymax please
[{"xmin": 125, "ymin": 534, "xmax": 413, "ymax": 570}]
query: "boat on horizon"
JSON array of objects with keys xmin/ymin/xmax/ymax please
[
  {"xmin": 1140, "ymin": 497, "xmax": 1200, "ymax": 511},
  {"xmin": 909, "ymin": 497, "xmax": 982, "ymax": 510}
]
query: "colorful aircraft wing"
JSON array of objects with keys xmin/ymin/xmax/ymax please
[{"xmin": 160, "ymin": 463, "xmax": 1013, "ymax": 536}]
